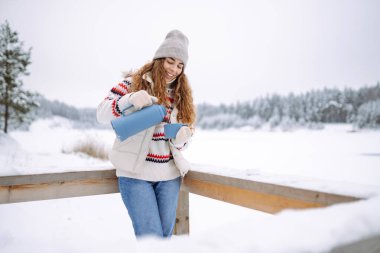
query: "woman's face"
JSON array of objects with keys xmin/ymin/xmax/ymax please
[{"xmin": 163, "ymin": 57, "xmax": 184, "ymax": 83}]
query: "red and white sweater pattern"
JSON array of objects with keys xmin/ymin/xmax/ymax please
[{"xmin": 102, "ymin": 79, "xmax": 180, "ymax": 169}]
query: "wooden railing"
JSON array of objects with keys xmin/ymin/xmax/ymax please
[
  {"xmin": 1, "ymin": 169, "xmax": 379, "ymax": 252},
  {"xmin": 174, "ymin": 170, "xmax": 360, "ymax": 234}
]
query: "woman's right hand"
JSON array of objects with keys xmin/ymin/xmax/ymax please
[{"xmin": 128, "ymin": 90, "xmax": 158, "ymax": 110}]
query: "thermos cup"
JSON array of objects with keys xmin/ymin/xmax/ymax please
[
  {"xmin": 111, "ymin": 104, "xmax": 166, "ymax": 142},
  {"xmin": 164, "ymin": 123, "xmax": 187, "ymax": 139}
]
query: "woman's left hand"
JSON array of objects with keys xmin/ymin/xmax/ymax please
[{"xmin": 172, "ymin": 126, "xmax": 192, "ymax": 145}]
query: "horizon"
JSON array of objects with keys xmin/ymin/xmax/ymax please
[{"xmin": 38, "ymin": 81, "xmax": 380, "ymax": 109}]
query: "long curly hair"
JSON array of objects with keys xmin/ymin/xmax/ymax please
[{"xmin": 126, "ymin": 58, "xmax": 196, "ymax": 125}]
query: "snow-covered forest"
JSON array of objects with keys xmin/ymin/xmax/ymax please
[
  {"xmin": 0, "ymin": 94, "xmax": 104, "ymax": 131},
  {"xmin": 197, "ymin": 83, "xmax": 380, "ymax": 130},
  {"xmin": 3, "ymin": 83, "xmax": 379, "ymax": 132}
]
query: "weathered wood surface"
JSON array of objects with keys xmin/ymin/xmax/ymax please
[
  {"xmin": 183, "ymin": 171, "xmax": 361, "ymax": 214},
  {"xmin": 174, "ymin": 190, "xmax": 190, "ymax": 235},
  {"xmin": 0, "ymin": 170, "xmax": 118, "ymax": 203}
]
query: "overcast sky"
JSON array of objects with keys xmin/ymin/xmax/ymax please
[{"xmin": 1, "ymin": 0, "xmax": 379, "ymax": 108}]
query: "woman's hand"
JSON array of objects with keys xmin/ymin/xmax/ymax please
[
  {"xmin": 172, "ymin": 126, "xmax": 192, "ymax": 145},
  {"xmin": 128, "ymin": 90, "xmax": 158, "ymax": 110}
]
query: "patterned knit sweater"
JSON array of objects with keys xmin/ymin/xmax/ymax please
[{"xmin": 103, "ymin": 78, "xmax": 182, "ymax": 181}]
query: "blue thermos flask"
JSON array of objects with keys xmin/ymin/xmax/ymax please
[{"xmin": 111, "ymin": 104, "xmax": 166, "ymax": 142}]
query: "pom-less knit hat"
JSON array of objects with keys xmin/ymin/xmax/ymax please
[{"xmin": 153, "ymin": 29, "xmax": 189, "ymax": 66}]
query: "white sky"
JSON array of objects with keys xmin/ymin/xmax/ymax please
[{"xmin": 1, "ymin": 0, "xmax": 379, "ymax": 108}]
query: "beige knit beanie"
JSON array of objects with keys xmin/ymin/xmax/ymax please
[{"xmin": 153, "ymin": 30, "xmax": 189, "ymax": 66}]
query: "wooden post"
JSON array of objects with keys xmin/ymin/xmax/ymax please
[{"xmin": 174, "ymin": 189, "xmax": 189, "ymax": 235}]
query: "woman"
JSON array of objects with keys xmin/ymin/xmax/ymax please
[{"xmin": 97, "ymin": 30, "xmax": 196, "ymax": 238}]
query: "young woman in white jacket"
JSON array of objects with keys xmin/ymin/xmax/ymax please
[{"xmin": 97, "ymin": 30, "xmax": 196, "ymax": 238}]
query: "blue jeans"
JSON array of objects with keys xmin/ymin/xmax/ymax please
[{"xmin": 118, "ymin": 176, "xmax": 181, "ymax": 238}]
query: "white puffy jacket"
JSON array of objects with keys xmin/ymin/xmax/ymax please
[{"xmin": 97, "ymin": 75, "xmax": 191, "ymax": 178}]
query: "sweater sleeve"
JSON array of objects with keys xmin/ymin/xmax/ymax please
[{"xmin": 96, "ymin": 78, "xmax": 135, "ymax": 124}]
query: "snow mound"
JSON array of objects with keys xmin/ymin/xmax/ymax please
[{"xmin": 0, "ymin": 132, "xmax": 27, "ymax": 175}]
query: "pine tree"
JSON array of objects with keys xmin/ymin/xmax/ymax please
[{"xmin": 0, "ymin": 20, "xmax": 37, "ymax": 133}]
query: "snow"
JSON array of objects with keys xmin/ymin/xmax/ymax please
[
  {"xmin": 187, "ymin": 125, "xmax": 380, "ymax": 198},
  {"xmin": 0, "ymin": 117, "xmax": 112, "ymax": 176},
  {"xmin": 1, "ymin": 118, "xmax": 380, "ymax": 252},
  {"xmin": 133, "ymin": 196, "xmax": 380, "ymax": 253}
]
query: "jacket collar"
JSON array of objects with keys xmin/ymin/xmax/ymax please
[{"xmin": 142, "ymin": 72, "xmax": 154, "ymax": 85}]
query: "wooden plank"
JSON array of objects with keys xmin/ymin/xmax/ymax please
[
  {"xmin": 0, "ymin": 170, "xmax": 118, "ymax": 204},
  {"xmin": 174, "ymin": 190, "xmax": 190, "ymax": 235},
  {"xmin": 184, "ymin": 171, "xmax": 360, "ymax": 213},
  {"xmin": 0, "ymin": 170, "xmax": 117, "ymax": 186}
]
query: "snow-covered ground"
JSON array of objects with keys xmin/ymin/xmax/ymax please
[
  {"xmin": 1, "ymin": 117, "xmax": 380, "ymax": 252},
  {"xmin": 0, "ymin": 117, "xmax": 112, "ymax": 176}
]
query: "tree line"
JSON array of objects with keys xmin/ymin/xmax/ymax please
[
  {"xmin": 12, "ymin": 82, "xmax": 380, "ymax": 131},
  {"xmin": 196, "ymin": 84, "xmax": 380, "ymax": 130}
]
